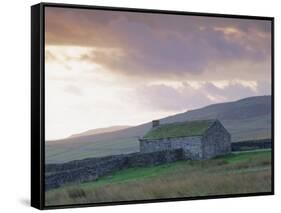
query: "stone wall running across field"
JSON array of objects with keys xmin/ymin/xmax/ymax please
[
  {"xmin": 45, "ymin": 138, "xmax": 271, "ymax": 191},
  {"xmin": 231, "ymin": 139, "xmax": 271, "ymax": 151},
  {"xmin": 45, "ymin": 149, "xmax": 189, "ymax": 191}
]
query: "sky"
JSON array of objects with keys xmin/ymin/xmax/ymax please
[{"xmin": 45, "ymin": 7, "xmax": 272, "ymax": 140}]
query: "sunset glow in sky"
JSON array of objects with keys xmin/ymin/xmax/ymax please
[{"xmin": 45, "ymin": 7, "xmax": 271, "ymax": 140}]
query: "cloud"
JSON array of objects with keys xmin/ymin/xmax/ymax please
[
  {"xmin": 134, "ymin": 80, "xmax": 269, "ymax": 112},
  {"xmin": 45, "ymin": 50, "xmax": 57, "ymax": 62},
  {"xmin": 78, "ymin": 19, "xmax": 270, "ymax": 80},
  {"xmin": 63, "ymin": 84, "xmax": 83, "ymax": 96},
  {"xmin": 45, "ymin": 7, "xmax": 271, "ymax": 82},
  {"xmin": 202, "ymin": 82, "xmax": 257, "ymax": 101},
  {"xmin": 256, "ymin": 80, "xmax": 272, "ymax": 95},
  {"xmin": 134, "ymin": 84, "xmax": 207, "ymax": 111},
  {"xmin": 44, "ymin": 7, "xmax": 272, "ymax": 140},
  {"xmin": 134, "ymin": 84, "xmax": 209, "ymax": 111}
]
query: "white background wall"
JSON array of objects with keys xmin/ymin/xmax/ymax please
[{"xmin": 0, "ymin": 0, "xmax": 279, "ymax": 212}]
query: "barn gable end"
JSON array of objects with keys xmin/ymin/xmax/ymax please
[{"xmin": 202, "ymin": 120, "xmax": 231, "ymax": 159}]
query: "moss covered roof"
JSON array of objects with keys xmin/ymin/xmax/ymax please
[{"xmin": 143, "ymin": 119, "xmax": 216, "ymax": 140}]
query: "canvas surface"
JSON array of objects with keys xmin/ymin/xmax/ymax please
[{"xmin": 43, "ymin": 5, "xmax": 273, "ymax": 207}]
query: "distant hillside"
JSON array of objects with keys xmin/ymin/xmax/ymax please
[
  {"xmin": 68, "ymin": 126, "xmax": 131, "ymax": 138},
  {"xmin": 46, "ymin": 95, "xmax": 272, "ymax": 163}
]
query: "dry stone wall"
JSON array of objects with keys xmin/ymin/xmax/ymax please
[
  {"xmin": 231, "ymin": 139, "xmax": 271, "ymax": 151},
  {"xmin": 45, "ymin": 138, "xmax": 271, "ymax": 191},
  {"xmin": 45, "ymin": 149, "xmax": 188, "ymax": 191}
]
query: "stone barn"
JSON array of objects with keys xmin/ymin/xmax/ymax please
[{"xmin": 139, "ymin": 119, "xmax": 231, "ymax": 160}]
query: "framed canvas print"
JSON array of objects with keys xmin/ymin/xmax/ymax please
[{"xmin": 31, "ymin": 2, "xmax": 274, "ymax": 210}]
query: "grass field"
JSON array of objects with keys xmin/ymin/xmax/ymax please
[{"xmin": 45, "ymin": 150, "xmax": 272, "ymax": 206}]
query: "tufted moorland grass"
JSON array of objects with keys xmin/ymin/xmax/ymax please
[{"xmin": 45, "ymin": 149, "xmax": 271, "ymax": 206}]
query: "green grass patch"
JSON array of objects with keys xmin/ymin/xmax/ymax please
[
  {"xmin": 81, "ymin": 161, "xmax": 190, "ymax": 188},
  {"xmin": 218, "ymin": 149, "xmax": 271, "ymax": 163},
  {"xmin": 46, "ymin": 149, "xmax": 272, "ymax": 206}
]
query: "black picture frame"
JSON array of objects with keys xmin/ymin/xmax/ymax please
[{"xmin": 31, "ymin": 2, "xmax": 275, "ymax": 210}]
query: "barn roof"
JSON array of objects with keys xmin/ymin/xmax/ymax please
[{"xmin": 143, "ymin": 119, "xmax": 217, "ymax": 140}]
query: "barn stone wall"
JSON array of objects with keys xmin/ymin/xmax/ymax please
[
  {"xmin": 170, "ymin": 136, "xmax": 203, "ymax": 160},
  {"xmin": 140, "ymin": 138, "xmax": 171, "ymax": 153},
  {"xmin": 45, "ymin": 149, "xmax": 188, "ymax": 191},
  {"xmin": 202, "ymin": 121, "xmax": 231, "ymax": 159},
  {"xmin": 140, "ymin": 137, "xmax": 202, "ymax": 160}
]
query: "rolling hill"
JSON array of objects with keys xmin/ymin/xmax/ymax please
[
  {"xmin": 68, "ymin": 125, "xmax": 132, "ymax": 138},
  {"xmin": 46, "ymin": 95, "xmax": 272, "ymax": 163}
]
